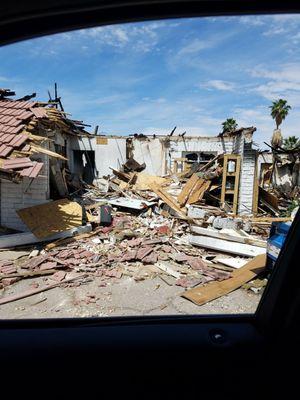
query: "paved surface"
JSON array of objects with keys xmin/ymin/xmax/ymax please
[{"xmin": 0, "ymin": 274, "xmax": 262, "ymax": 319}]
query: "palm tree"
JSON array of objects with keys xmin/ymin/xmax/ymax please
[
  {"xmin": 221, "ymin": 118, "xmax": 238, "ymax": 134},
  {"xmin": 283, "ymin": 136, "xmax": 300, "ymax": 150},
  {"xmin": 270, "ymin": 99, "xmax": 291, "ymax": 129}
]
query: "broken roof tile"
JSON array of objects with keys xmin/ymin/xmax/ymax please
[
  {"xmin": 1, "ymin": 133, "xmax": 15, "ymax": 143},
  {"xmin": 20, "ymin": 161, "xmax": 43, "ymax": 178},
  {"xmin": 8, "ymin": 133, "xmax": 28, "ymax": 147},
  {"xmin": 30, "ymin": 107, "xmax": 48, "ymax": 118},
  {"xmin": 2, "ymin": 157, "xmax": 34, "ymax": 170},
  {"xmin": 0, "ymin": 144, "xmax": 13, "ymax": 157}
]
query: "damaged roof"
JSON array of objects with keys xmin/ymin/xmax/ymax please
[{"xmin": 0, "ymin": 89, "xmax": 90, "ymax": 181}]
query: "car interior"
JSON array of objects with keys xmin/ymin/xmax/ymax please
[{"xmin": 0, "ymin": 1, "xmax": 299, "ymax": 397}]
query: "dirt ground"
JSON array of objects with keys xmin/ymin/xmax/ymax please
[{"xmin": 0, "ymin": 272, "xmax": 262, "ymax": 319}]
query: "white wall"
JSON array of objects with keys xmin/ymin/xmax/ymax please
[
  {"xmin": 94, "ymin": 137, "xmax": 127, "ymax": 177},
  {"xmin": 68, "ymin": 136, "xmax": 127, "ymax": 178},
  {"xmin": 131, "ymin": 138, "xmax": 166, "ymax": 175},
  {"xmin": 131, "ymin": 136, "xmax": 235, "ymax": 176}
]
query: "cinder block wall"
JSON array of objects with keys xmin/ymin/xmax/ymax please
[{"xmin": 0, "ymin": 155, "xmax": 50, "ymax": 231}]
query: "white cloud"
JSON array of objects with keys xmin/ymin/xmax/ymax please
[
  {"xmin": 76, "ymin": 22, "xmax": 168, "ymax": 53},
  {"xmin": 238, "ymin": 16, "xmax": 266, "ymax": 26},
  {"xmin": 177, "ymin": 38, "xmax": 214, "ymax": 56},
  {"xmin": 250, "ymin": 63, "xmax": 300, "ymax": 106},
  {"xmin": 201, "ymin": 80, "xmax": 235, "ymax": 91},
  {"xmin": 263, "ymin": 27, "xmax": 287, "ymax": 36}
]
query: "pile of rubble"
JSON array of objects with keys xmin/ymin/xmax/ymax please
[{"xmin": 0, "ymin": 155, "xmax": 279, "ymax": 308}]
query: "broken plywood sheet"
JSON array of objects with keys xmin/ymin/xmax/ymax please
[
  {"xmin": 182, "ymin": 254, "xmax": 266, "ymax": 306},
  {"xmin": 133, "ymin": 172, "xmax": 170, "ymax": 191},
  {"xmin": 17, "ymin": 199, "xmax": 83, "ymax": 239},
  {"xmin": 188, "ymin": 234, "xmax": 266, "ymax": 257}
]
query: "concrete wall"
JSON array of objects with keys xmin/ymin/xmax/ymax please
[{"xmin": 0, "ymin": 154, "xmax": 50, "ymax": 231}]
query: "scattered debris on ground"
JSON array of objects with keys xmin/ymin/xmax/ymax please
[{"xmin": 0, "ymin": 96, "xmax": 298, "ymax": 316}]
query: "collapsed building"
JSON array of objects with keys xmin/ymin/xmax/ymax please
[
  {"xmin": 76, "ymin": 127, "xmax": 267, "ymax": 215},
  {"xmin": 0, "ymin": 88, "xmax": 91, "ymax": 231}
]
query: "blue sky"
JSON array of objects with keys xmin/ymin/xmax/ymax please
[{"xmin": 1, "ymin": 14, "xmax": 300, "ymax": 147}]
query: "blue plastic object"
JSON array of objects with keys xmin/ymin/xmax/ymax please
[{"xmin": 266, "ymin": 222, "xmax": 291, "ymax": 270}]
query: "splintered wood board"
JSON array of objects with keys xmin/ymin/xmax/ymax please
[
  {"xmin": 149, "ymin": 183, "xmax": 187, "ymax": 218},
  {"xmin": 182, "ymin": 254, "xmax": 266, "ymax": 306},
  {"xmin": 177, "ymin": 174, "xmax": 199, "ymax": 206},
  {"xmin": 17, "ymin": 199, "xmax": 83, "ymax": 239},
  {"xmin": 188, "ymin": 179, "xmax": 211, "ymax": 205}
]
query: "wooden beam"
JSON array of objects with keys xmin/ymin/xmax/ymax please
[
  {"xmin": 181, "ymin": 254, "xmax": 266, "ymax": 306},
  {"xmin": 177, "ymin": 174, "xmax": 199, "ymax": 207},
  {"xmin": 0, "ymin": 274, "xmax": 87, "ymax": 306}
]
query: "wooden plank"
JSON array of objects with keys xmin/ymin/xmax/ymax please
[
  {"xmin": 190, "ymin": 226, "xmax": 266, "ymax": 248},
  {"xmin": 0, "ymin": 269, "xmax": 60, "ymax": 280},
  {"xmin": 259, "ymin": 187, "xmax": 279, "ymax": 211},
  {"xmin": 0, "ymin": 274, "xmax": 86, "ymax": 306},
  {"xmin": 17, "ymin": 199, "xmax": 83, "ymax": 239},
  {"xmin": 149, "ymin": 183, "xmax": 187, "ymax": 218},
  {"xmin": 247, "ymin": 217, "xmax": 291, "ymax": 223},
  {"xmin": 188, "ymin": 234, "xmax": 266, "ymax": 257},
  {"xmin": 188, "ymin": 180, "xmax": 211, "ymax": 205},
  {"xmin": 30, "ymin": 145, "xmax": 67, "ymax": 160},
  {"xmin": 181, "ymin": 254, "xmax": 266, "ymax": 306},
  {"xmin": 177, "ymin": 174, "xmax": 199, "ymax": 206}
]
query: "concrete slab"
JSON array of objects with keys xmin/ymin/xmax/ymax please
[{"xmin": 0, "ymin": 273, "xmax": 262, "ymax": 319}]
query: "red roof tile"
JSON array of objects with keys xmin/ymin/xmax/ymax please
[
  {"xmin": 30, "ymin": 107, "xmax": 48, "ymax": 118},
  {"xmin": 1, "ymin": 133, "xmax": 15, "ymax": 143},
  {"xmin": 20, "ymin": 161, "xmax": 43, "ymax": 178},
  {"xmin": 0, "ymin": 144, "xmax": 13, "ymax": 157},
  {"xmin": 9, "ymin": 133, "xmax": 28, "ymax": 147},
  {"xmin": 2, "ymin": 157, "xmax": 34, "ymax": 170}
]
